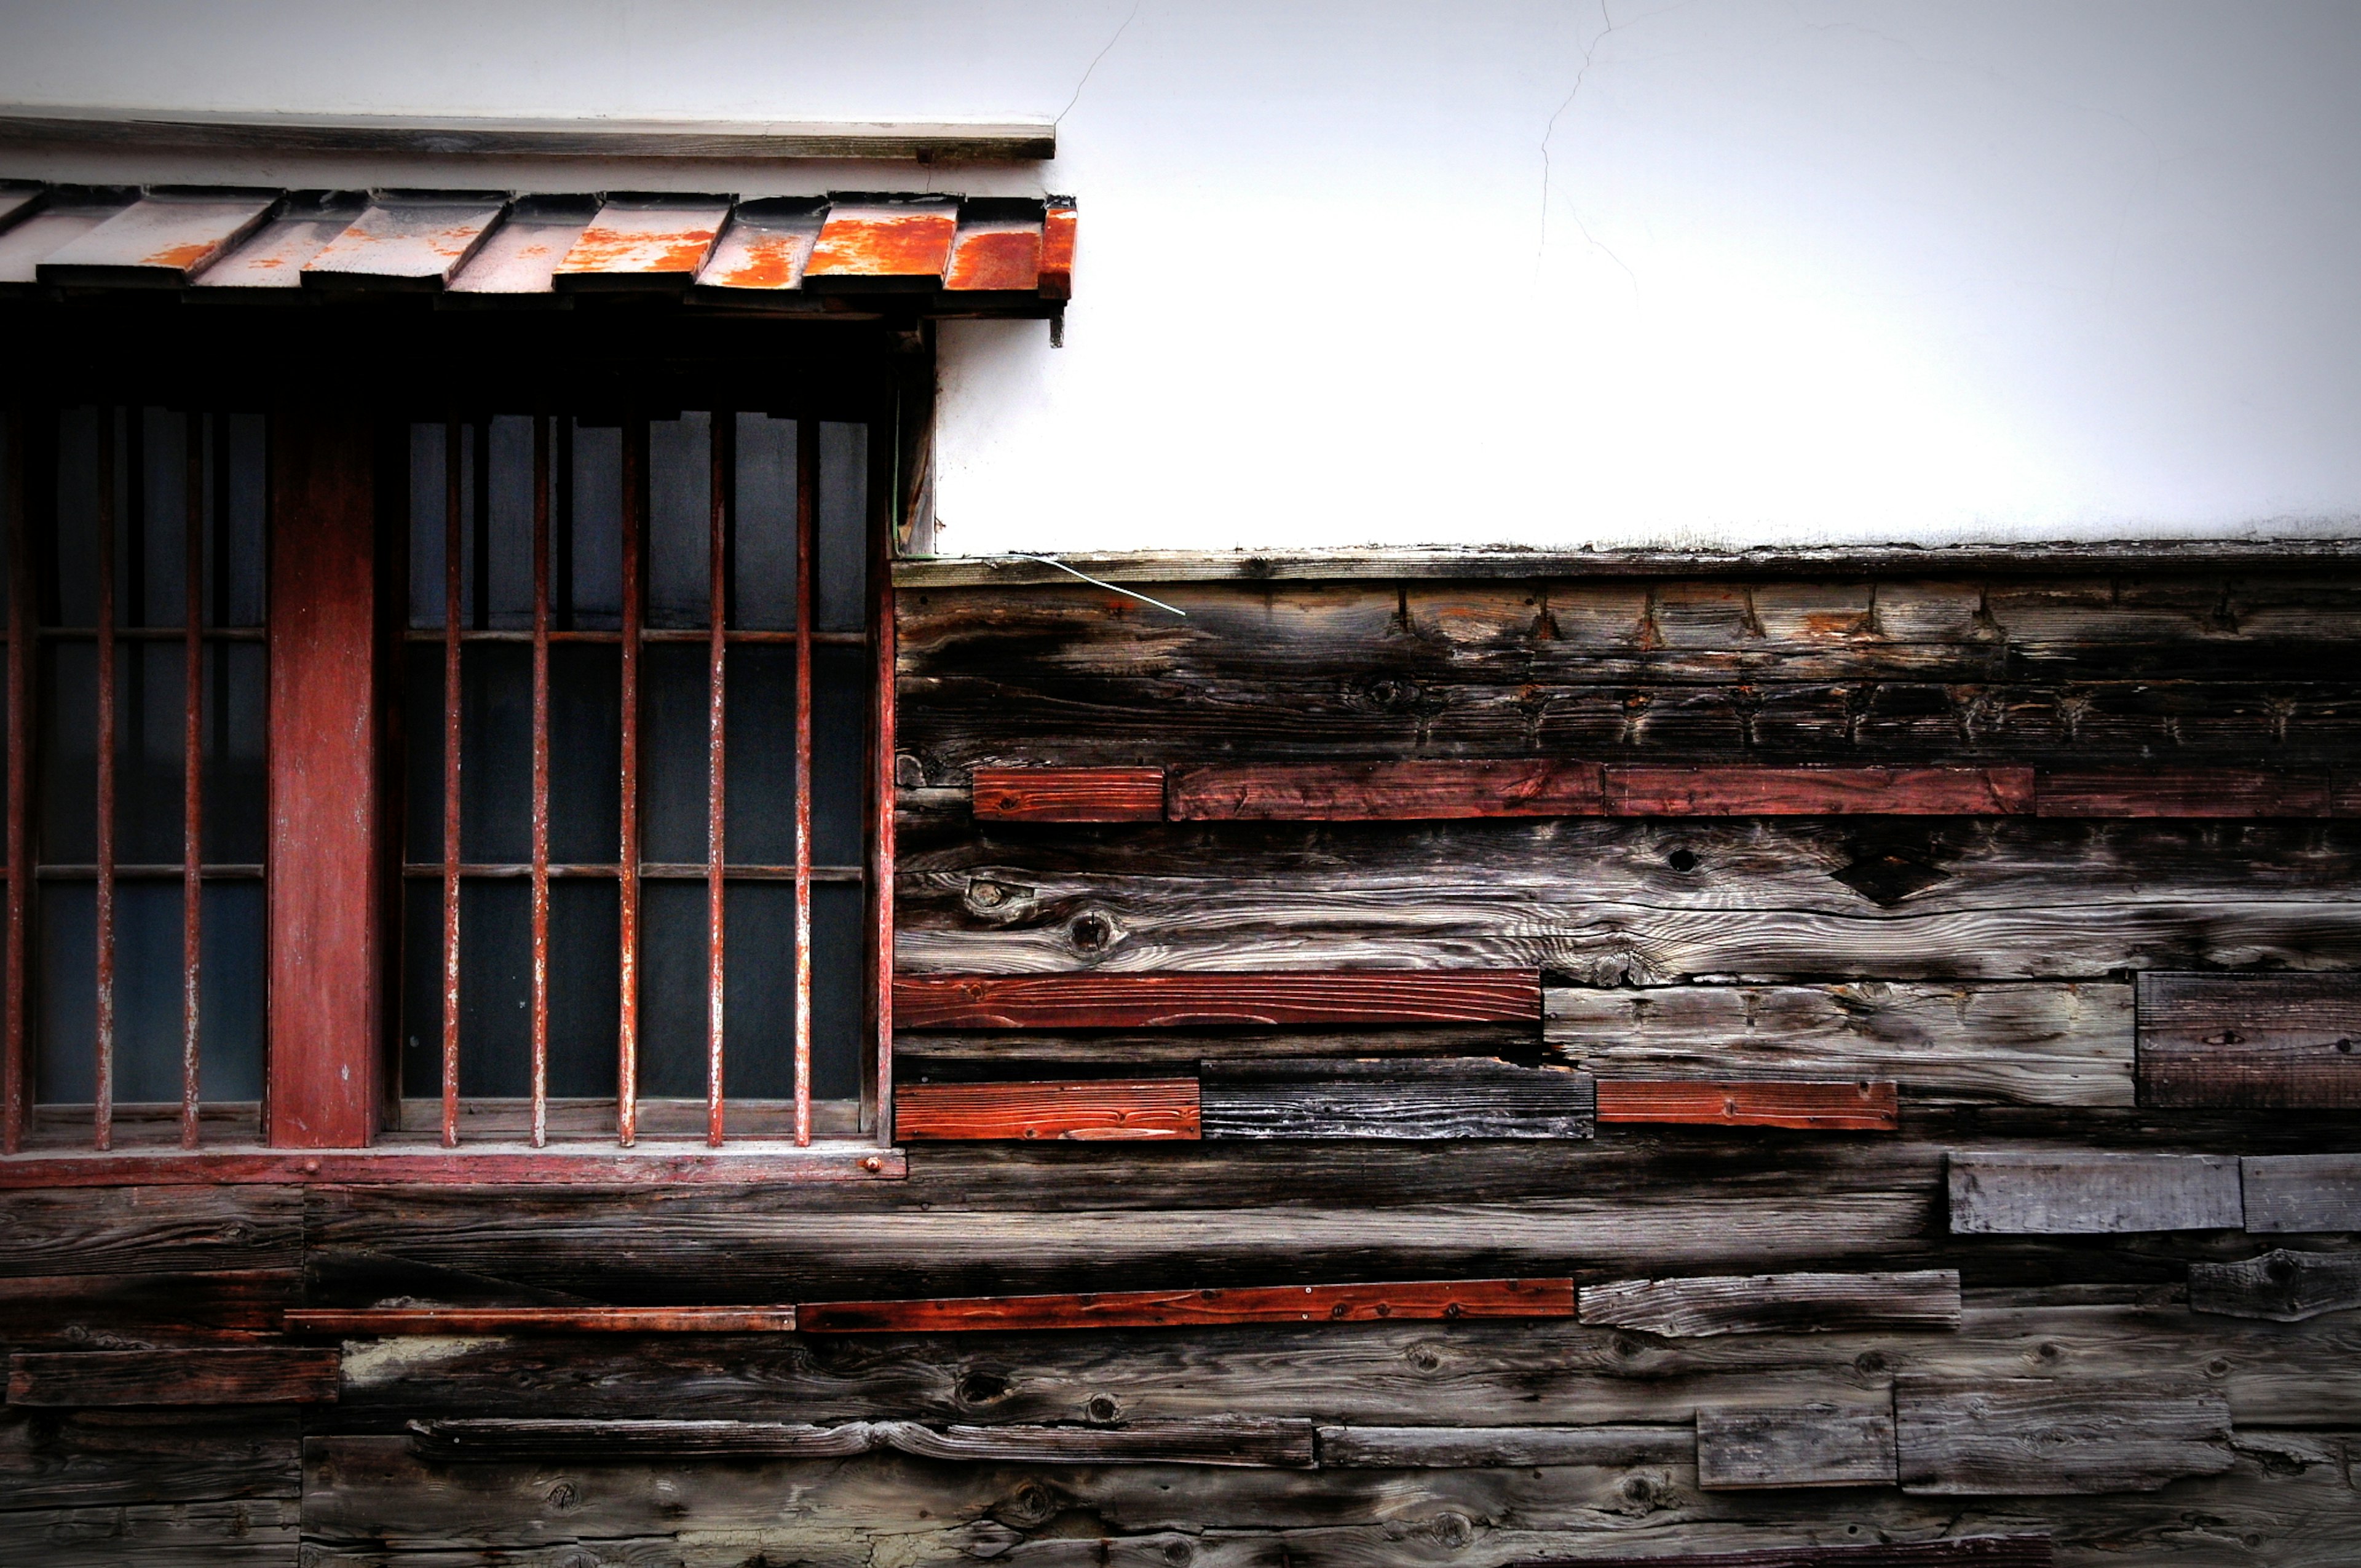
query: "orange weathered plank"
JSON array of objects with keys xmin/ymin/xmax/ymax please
[
  {"xmin": 1607, "ymin": 766, "xmax": 2035, "ymax": 816},
  {"xmin": 288, "ymin": 1306, "xmax": 797, "ymax": 1334},
  {"xmin": 895, "ymin": 1079, "xmax": 1201, "ymax": 1141},
  {"xmin": 1594, "ymin": 1079, "xmax": 1900, "ymax": 1130},
  {"xmin": 893, "ymin": 971, "xmax": 1545, "ymax": 1030},
  {"xmin": 798, "ymin": 1277, "xmax": 1575, "ymax": 1332},
  {"xmin": 971, "ymin": 766, "xmax": 1166, "ymax": 822},
  {"xmin": 1171, "ymin": 759, "xmax": 1604, "ymax": 820}
]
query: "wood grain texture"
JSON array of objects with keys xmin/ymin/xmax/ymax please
[
  {"xmin": 406, "ymin": 1416, "xmax": 1316, "ymax": 1468},
  {"xmin": 1947, "ymin": 1150, "xmax": 2244, "ymax": 1233},
  {"xmin": 0, "ymin": 1144, "xmax": 907, "ymax": 1186},
  {"xmin": 796, "ymin": 1278, "xmax": 1576, "ymax": 1333},
  {"xmin": 1893, "ymin": 1376, "xmax": 2232, "ymax": 1494},
  {"xmin": 0, "ymin": 1408, "xmax": 297, "ymax": 1512},
  {"xmin": 0, "ymin": 1499, "xmax": 299, "ymax": 1567},
  {"xmin": 1198, "ymin": 1058, "xmax": 1595, "ymax": 1139},
  {"xmin": 0, "ymin": 1270, "xmax": 296, "ymax": 1347},
  {"xmin": 1577, "ymin": 1269, "xmax": 1961, "ymax": 1337},
  {"xmin": 1594, "ymin": 1079, "xmax": 1899, "ymax": 1130},
  {"xmin": 2187, "ymin": 1249, "xmax": 2361, "ymax": 1321},
  {"xmin": 6, "ymin": 1348, "xmax": 339, "ymax": 1407},
  {"xmin": 1547, "ymin": 982, "xmax": 2135, "ymax": 1107},
  {"xmin": 2036, "ymin": 768, "xmax": 2336, "ymax": 818},
  {"xmin": 1608, "ymin": 766, "xmax": 2034, "ymax": 815},
  {"xmin": 895, "ymin": 970, "xmax": 1544, "ymax": 1029},
  {"xmin": 2240, "ymin": 1153, "xmax": 2361, "ymax": 1233},
  {"xmin": 894, "ymin": 1079, "xmax": 1201, "ymax": 1141},
  {"xmin": 1315, "ymin": 1423, "xmax": 1693, "ymax": 1468},
  {"xmin": 1170, "ymin": 759, "xmax": 1604, "ymax": 820},
  {"xmin": 1506, "ymin": 1542, "xmax": 2054, "ymax": 1568},
  {"xmin": 0, "ymin": 1187, "xmax": 301, "ymax": 1278},
  {"xmin": 285, "ymin": 1305, "xmax": 799, "ymax": 1334},
  {"xmin": 970, "ymin": 766, "xmax": 1166, "ymax": 822},
  {"xmin": 1695, "ymin": 1402, "xmax": 1899, "ymax": 1489},
  {"xmin": 2137, "ymin": 971, "xmax": 2361, "ymax": 1108}
]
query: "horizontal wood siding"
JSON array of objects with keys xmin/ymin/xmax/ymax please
[{"xmin": 2137, "ymin": 971, "xmax": 2361, "ymax": 1107}]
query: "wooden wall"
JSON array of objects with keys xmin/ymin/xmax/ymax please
[{"xmin": 5, "ymin": 562, "xmax": 2361, "ymax": 1564}]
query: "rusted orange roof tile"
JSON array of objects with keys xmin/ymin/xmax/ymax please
[
  {"xmin": 452, "ymin": 194, "xmax": 600, "ymax": 293},
  {"xmin": 555, "ymin": 194, "xmax": 732, "ymax": 288},
  {"xmin": 303, "ymin": 192, "xmax": 510, "ymax": 290},
  {"xmin": 804, "ymin": 194, "xmax": 959, "ymax": 288},
  {"xmin": 35, "ymin": 189, "xmax": 278, "ymax": 286},
  {"xmin": 196, "ymin": 192, "xmax": 370, "ymax": 289},
  {"xmin": 944, "ymin": 197, "xmax": 1045, "ymax": 293},
  {"xmin": 695, "ymin": 197, "xmax": 829, "ymax": 293}
]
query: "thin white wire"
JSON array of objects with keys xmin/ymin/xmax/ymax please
[{"xmin": 1011, "ymin": 554, "xmax": 1188, "ymax": 617}]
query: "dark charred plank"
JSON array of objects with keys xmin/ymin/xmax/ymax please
[
  {"xmin": 970, "ymin": 766, "xmax": 1166, "ymax": 822},
  {"xmin": 1315, "ymin": 1423, "xmax": 1692, "ymax": 1467},
  {"xmin": 1509, "ymin": 1540, "xmax": 2054, "ymax": 1568},
  {"xmin": 1893, "ymin": 1376, "xmax": 2232, "ymax": 1494},
  {"xmin": 0, "ymin": 1271, "xmax": 295, "ymax": 1348},
  {"xmin": 1947, "ymin": 1151, "xmax": 2245, "ymax": 1233},
  {"xmin": 2240, "ymin": 1152, "xmax": 2361, "ymax": 1233},
  {"xmin": 2038, "ymin": 768, "xmax": 2336, "ymax": 818},
  {"xmin": 1695, "ymin": 1401, "xmax": 1898, "ymax": 1489},
  {"xmin": 0, "ymin": 1187, "xmax": 301, "ymax": 1278},
  {"xmin": 0, "ymin": 1408, "xmax": 298, "ymax": 1510},
  {"xmin": 6, "ymin": 1348, "xmax": 339, "ymax": 1408},
  {"xmin": 1170, "ymin": 759, "xmax": 1605, "ymax": 820},
  {"xmin": 2186, "ymin": 1249, "xmax": 2361, "ymax": 1321},
  {"xmin": 895, "ymin": 1079, "xmax": 1201, "ymax": 1141},
  {"xmin": 1198, "ymin": 1058, "xmax": 1594, "ymax": 1139},
  {"xmin": 2137, "ymin": 971, "xmax": 2361, "ymax": 1108},
  {"xmin": 895, "ymin": 970, "xmax": 1543, "ymax": 1029},
  {"xmin": 287, "ymin": 1306, "xmax": 799, "ymax": 1335},
  {"xmin": 0, "ymin": 1499, "xmax": 299, "ymax": 1566},
  {"xmin": 1607, "ymin": 766, "xmax": 2033, "ymax": 815},
  {"xmin": 1595, "ymin": 1080, "xmax": 1899, "ymax": 1131},
  {"xmin": 797, "ymin": 1278, "xmax": 1574, "ymax": 1333},
  {"xmin": 405, "ymin": 1415, "xmax": 1317, "ymax": 1468},
  {"xmin": 1577, "ymin": 1269, "xmax": 1961, "ymax": 1337}
]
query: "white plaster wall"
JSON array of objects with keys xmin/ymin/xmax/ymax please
[{"xmin": 4, "ymin": 1, "xmax": 2360, "ymax": 553}]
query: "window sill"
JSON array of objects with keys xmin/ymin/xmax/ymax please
[{"xmin": 0, "ymin": 1141, "xmax": 905, "ymax": 1187}]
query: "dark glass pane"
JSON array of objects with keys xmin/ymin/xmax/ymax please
[
  {"xmin": 399, "ymin": 879, "xmax": 439, "ymax": 1096},
  {"xmin": 35, "ymin": 882, "xmax": 97, "ymax": 1102},
  {"xmin": 31, "ymin": 881, "xmax": 256, "ymax": 1104},
  {"xmin": 809, "ymin": 880, "xmax": 864, "ymax": 1101},
  {"xmin": 547, "ymin": 879, "xmax": 620, "ymax": 1097},
  {"xmin": 197, "ymin": 881, "xmax": 265, "ymax": 1100},
  {"xmin": 548, "ymin": 643, "xmax": 622, "ymax": 866},
  {"xmin": 203, "ymin": 642, "xmax": 268, "ymax": 865},
  {"xmin": 117, "ymin": 641, "xmax": 188, "ymax": 865},
  {"xmin": 52, "ymin": 406, "xmax": 100, "ymax": 626},
  {"xmin": 453, "ymin": 879, "xmax": 531, "ymax": 1096},
  {"xmin": 636, "ymin": 879, "xmax": 708, "ymax": 1098},
  {"xmin": 568, "ymin": 420, "xmax": 622, "ymax": 631},
  {"xmin": 36, "ymin": 641, "xmax": 96, "ymax": 863},
  {"xmin": 817, "ymin": 421, "xmax": 867, "ymax": 631},
  {"xmin": 406, "ymin": 422, "xmax": 450, "ymax": 629},
  {"xmin": 103, "ymin": 881, "xmax": 185, "ymax": 1103},
  {"xmin": 400, "ymin": 643, "xmax": 443, "ymax": 863},
  {"xmin": 460, "ymin": 643, "xmax": 532, "ymax": 865},
  {"xmin": 647, "ymin": 411, "xmax": 710, "ymax": 628},
  {"xmin": 724, "ymin": 645, "xmax": 798, "ymax": 866},
  {"xmin": 217, "ymin": 413, "xmax": 267, "ymax": 628},
  {"xmin": 812, "ymin": 646, "xmax": 868, "ymax": 868},
  {"xmin": 640, "ymin": 642, "xmax": 711, "ymax": 865},
  {"xmin": 133, "ymin": 407, "xmax": 188, "ymax": 629},
  {"xmin": 483, "ymin": 414, "xmax": 535, "ymax": 631},
  {"xmin": 721, "ymin": 880, "xmax": 796, "ymax": 1099},
  {"xmin": 733, "ymin": 413, "xmax": 796, "ymax": 630}
]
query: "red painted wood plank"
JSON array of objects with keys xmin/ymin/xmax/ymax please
[
  {"xmin": 0, "ymin": 1146, "xmax": 906, "ymax": 1187},
  {"xmin": 266, "ymin": 405, "xmax": 386, "ymax": 1148},
  {"xmin": 7, "ymin": 1348, "xmax": 339, "ymax": 1406},
  {"xmin": 970, "ymin": 766, "xmax": 1166, "ymax": 822},
  {"xmin": 287, "ymin": 1306, "xmax": 797, "ymax": 1334},
  {"xmin": 2036, "ymin": 768, "xmax": 2333, "ymax": 817},
  {"xmin": 895, "ymin": 1080, "xmax": 1201, "ymax": 1141},
  {"xmin": 1595, "ymin": 1079, "xmax": 1900, "ymax": 1130},
  {"xmin": 1170, "ymin": 760, "xmax": 1604, "ymax": 820},
  {"xmin": 893, "ymin": 970, "xmax": 1544, "ymax": 1030},
  {"xmin": 798, "ymin": 1277, "xmax": 1576, "ymax": 1333},
  {"xmin": 1607, "ymin": 766, "xmax": 2034, "ymax": 815}
]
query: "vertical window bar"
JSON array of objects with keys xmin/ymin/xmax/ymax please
[
  {"xmin": 529, "ymin": 414, "xmax": 552, "ymax": 1149},
  {"xmin": 793, "ymin": 420, "xmax": 816, "ymax": 1147},
  {"xmin": 616, "ymin": 417, "xmax": 645, "ymax": 1147},
  {"xmin": 181, "ymin": 414, "xmax": 205, "ymax": 1149},
  {"xmin": 2, "ymin": 407, "xmax": 27, "ymax": 1154},
  {"xmin": 93, "ymin": 409, "xmax": 116, "ymax": 1151},
  {"xmin": 705, "ymin": 413, "xmax": 730, "ymax": 1148},
  {"xmin": 439, "ymin": 419, "xmax": 463, "ymax": 1148},
  {"xmin": 872, "ymin": 512, "xmax": 895, "ymax": 1149}
]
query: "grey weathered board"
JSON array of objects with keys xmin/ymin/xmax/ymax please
[
  {"xmin": 1946, "ymin": 1151, "xmax": 2244, "ymax": 1233},
  {"xmin": 2186, "ymin": 1249, "xmax": 2361, "ymax": 1321},
  {"xmin": 1506, "ymin": 1542, "xmax": 2057, "ymax": 1568},
  {"xmin": 2137, "ymin": 971, "xmax": 2361, "ymax": 1107},
  {"xmin": 1546, "ymin": 982, "xmax": 2134, "ymax": 1106},
  {"xmin": 1892, "ymin": 1377, "xmax": 2233, "ymax": 1494},
  {"xmin": 1577, "ymin": 1269, "xmax": 1961, "ymax": 1337},
  {"xmin": 408, "ymin": 1416, "xmax": 1317, "ymax": 1468},
  {"xmin": 1198, "ymin": 1058, "xmax": 1596, "ymax": 1139},
  {"xmin": 1695, "ymin": 1402, "xmax": 1899, "ymax": 1489},
  {"xmin": 1315, "ymin": 1423, "xmax": 1693, "ymax": 1467},
  {"xmin": 2240, "ymin": 1152, "xmax": 2361, "ymax": 1233}
]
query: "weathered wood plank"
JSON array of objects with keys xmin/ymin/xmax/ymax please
[
  {"xmin": 1548, "ymin": 982, "xmax": 2135, "ymax": 1107},
  {"xmin": 1946, "ymin": 1151, "xmax": 2244, "ymax": 1233},
  {"xmin": 2187, "ymin": 1249, "xmax": 2361, "ymax": 1321},
  {"xmin": 285, "ymin": 1305, "xmax": 799, "ymax": 1334},
  {"xmin": 0, "ymin": 1144, "xmax": 904, "ymax": 1187},
  {"xmin": 0, "ymin": 1187, "xmax": 301, "ymax": 1277},
  {"xmin": 1577, "ymin": 1270, "xmax": 1961, "ymax": 1337},
  {"xmin": 0, "ymin": 1408, "xmax": 298, "ymax": 1509},
  {"xmin": 1608, "ymin": 766, "xmax": 2034, "ymax": 815},
  {"xmin": 406, "ymin": 1416, "xmax": 1316, "ymax": 1468},
  {"xmin": 1509, "ymin": 1542, "xmax": 2054, "ymax": 1568},
  {"xmin": 0, "ymin": 1271, "xmax": 295, "ymax": 1347},
  {"xmin": 2137, "ymin": 971, "xmax": 2361, "ymax": 1108},
  {"xmin": 1695, "ymin": 1402, "xmax": 1898, "ymax": 1489},
  {"xmin": 1892, "ymin": 1376, "xmax": 2232, "ymax": 1494},
  {"xmin": 1594, "ymin": 1079, "xmax": 1899, "ymax": 1130},
  {"xmin": 2240, "ymin": 1152, "xmax": 2361, "ymax": 1233},
  {"xmin": 2037, "ymin": 767, "xmax": 2335, "ymax": 818},
  {"xmin": 0, "ymin": 1499, "xmax": 299, "ymax": 1567},
  {"xmin": 895, "ymin": 1079, "xmax": 1201, "ymax": 1141},
  {"xmin": 971, "ymin": 766, "xmax": 1166, "ymax": 822},
  {"xmin": 6, "ymin": 1348, "xmax": 339, "ymax": 1407},
  {"xmin": 1170, "ymin": 759, "xmax": 1604, "ymax": 820},
  {"xmin": 1198, "ymin": 1058, "xmax": 1594, "ymax": 1139},
  {"xmin": 797, "ymin": 1277, "xmax": 1575, "ymax": 1334},
  {"xmin": 895, "ymin": 970, "xmax": 1544, "ymax": 1029},
  {"xmin": 1314, "ymin": 1423, "xmax": 1692, "ymax": 1467}
]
